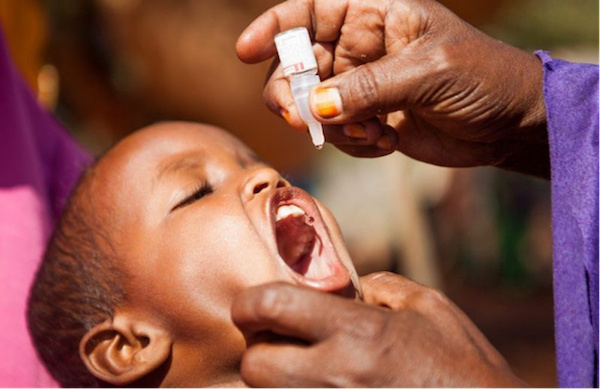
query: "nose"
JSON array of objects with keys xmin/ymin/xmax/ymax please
[{"xmin": 243, "ymin": 166, "xmax": 288, "ymax": 200}]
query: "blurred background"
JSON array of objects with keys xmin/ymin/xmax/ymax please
[{"xmin": 1, "ymin": 0, "xmax": 597, "ymax": 386}]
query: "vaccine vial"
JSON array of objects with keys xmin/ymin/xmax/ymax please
[{"xmin": 274, "ymin": 27, "xmax": 324, "ymax": 149}]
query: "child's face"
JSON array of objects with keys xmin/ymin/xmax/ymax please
[{"xmin": 86, "ymin": 122, "xmax": 359, "ymax": 386}]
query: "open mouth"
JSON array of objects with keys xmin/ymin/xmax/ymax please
[
  {"xmin": 271, "ymin": 188, "xmax": 354, "ymax": 295},
  {"xmin": 275, "ymin": 204, "xmax": 318, "ymax": 276}
]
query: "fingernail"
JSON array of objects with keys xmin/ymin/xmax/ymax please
[
  {"xmin": 281, "ymin": 109, "xmax": 291, "ymax": 124},
  {"xmin": 376, "ymin": 134, "xmax": 393, "ymax": 150},
  {"xmin": 313, "ymin": 87, "xmax": 343, "ymax": 118},
  {"xmin": 344, "ymin": 124, "xmax": 367, "ymax": 139}
]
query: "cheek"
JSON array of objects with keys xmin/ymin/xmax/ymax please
[
  {"xmin": 153, "ymin": 209, "xmax": 286, "ymax": 326},
  {"xmin": 315, "ymin": 200, "xmax": 347, "ymax": 251},
  {"xmin": 315, "ymin": 201, "xmax": 362, "ymax": 289}
]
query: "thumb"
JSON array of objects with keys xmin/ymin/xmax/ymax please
[{"xmin": 309, "ymin": 52, "xmax": 423, "ymax": 124}]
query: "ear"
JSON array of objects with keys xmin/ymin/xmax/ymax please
[{"xmin": 80, "ymin": 312, "xmax": 172, "ymax": 385}]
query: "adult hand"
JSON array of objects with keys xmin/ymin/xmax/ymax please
[
  {"xmin": 237, "ymin": 0, "xmax": 549, "ymax": 177},
  {"xmin": 231, "ymin": 272, "xmax": 525, "ymax": 387}
]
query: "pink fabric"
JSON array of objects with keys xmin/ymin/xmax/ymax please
[{"xmin": 0, "ymin": 25, "xmax": 91, "ymax": 386}]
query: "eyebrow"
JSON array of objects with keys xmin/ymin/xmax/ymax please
[
  {"xmin": 157, "ymin": 156, "xmax": 205, "ymax": 181},
  {"xmin": 156, "ymin": 149, "xmax": 265, "ymax": 182},
  {"xmin": 236, "ymin": 150, "xmax": 265, "ymax": 168}
]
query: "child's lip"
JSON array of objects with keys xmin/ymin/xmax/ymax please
[{"xmin": 268, "ymin": 187, "xmax": 355, "ymax": 295}]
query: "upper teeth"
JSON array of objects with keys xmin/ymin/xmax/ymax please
[{"xmin": 275, "ymin": 204, "xmax": 305, "ymax": 222}]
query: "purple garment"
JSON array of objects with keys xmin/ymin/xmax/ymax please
[
  {"xmin": 0, "ymin": 27, "xmax": 91, "ymax": 386},
  {"xmin": 537, "ymin": 51, "xmax": 599, "ymax": 387}
]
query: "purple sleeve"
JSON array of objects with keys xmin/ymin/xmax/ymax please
[
  {"xmin": 536, "ymin": 51, "xmax": 599, "ymax": 388},
  {"xmin": 0, "ymin": 25, "xmax": 91, "ymax": 386}
]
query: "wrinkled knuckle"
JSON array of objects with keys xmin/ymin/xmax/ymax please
[
  {"xmin": 373, "ymin": 270, "xmax": 395, "ymax": 280},
  {"xmin": 330, "ymin": 312, "xmax": 395, "ymax": 387},
  {"xmin": 324, "ymin": 341, "xmax": 373, "ymax": 387},
  {"xmin": 417, "ymin": 38, "xmax": 450, "ymax": 81},
  {"xmin": 377, "ymin": 271, "xmax": 399, "ymax": 283},
  {"xmin": 328, "ymin": 363, "xmax": 363, "ymax": 388},
  {"xmin": 362, "ymin": 271, "xmax": 397, "ymax": 289},
  {"xmin": 430, "ymin": 41, "xmax": 460, "ymax": 77},
  {"xmin": 251, "ymin": 284, "xmax": 292, "ymax": 321},
  {"xmin": 361, "ymin": 271, "xmax": 387, "ymax": 284},
  {"xmin": 350, "ymin": 310, "xmax": 388, "ymax": 340},
  {"xmin": 419, "ymin": 287, "xmax": 449, "ymax": 312},
  {"xmin": 349, "ymin": 66, "xmax": 383, "ymax": 114}
]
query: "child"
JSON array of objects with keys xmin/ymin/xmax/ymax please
[{"xmin": 27, "ymin": 122, "xmax": 361, "ymax": 387}]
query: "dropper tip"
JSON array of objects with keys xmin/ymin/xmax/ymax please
[{"xmin": 308, "ymin": 122, "xmax": 325, "ymax": 150}]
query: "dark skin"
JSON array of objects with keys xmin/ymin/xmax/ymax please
[
  {"xmin": 76, "ymin": 123, "xmax": 362, "ymax": 387},
  {"xmin": 233, "ymin": 272, "xmax": 525, "ymax": 387},
  {"xmin": 237, "ymin": 0, "xmax": 548, "ymax": 178},
  {"xmin": 233, "ymin": 0, "xmax": 549, "ymax": 386}
]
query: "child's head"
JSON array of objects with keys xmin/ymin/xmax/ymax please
[{"xmin": 27, "ymin": 122, "xmax": 360, "ymax": 387}]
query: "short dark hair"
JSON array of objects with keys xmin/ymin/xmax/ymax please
[{"xmin": 27, "ymin": 166, "xmax": 126, "ymax": 387}]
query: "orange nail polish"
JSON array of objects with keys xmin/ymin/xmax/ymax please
[
  {"xmin": 376, "ymin": 135, "xmax": 392, "ymax": 150},
  {"xmin": 344, "ymin": 124, "xmax": 367, "ymax": 139},
  {"xmin": 313, "ymin": 87, "xmax": 343, "ymax": 118},
  {"xmin": 281, "ymin": 109, "xmax": 291, "ymax": 124}
]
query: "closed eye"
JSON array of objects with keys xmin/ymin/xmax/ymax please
[{"xmin": 171, "ymin": 182, "xmax": 213, "ymax": 212}]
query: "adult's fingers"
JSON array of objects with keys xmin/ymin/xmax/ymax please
[
  {"xmin": 236, "ymin": 0, "xmax": 350, "ymax": 63},
  {"xmin": 231, "ymin": 282, "xmax": 369, "ymax": 344},
  {"xmin": 240, "ymin": 343, "xmax": 327, "ymax": 388},
  {"xmin": 330, "ymin": 120, "xmax": 398, "ymax": 157},
  {"xmin": 360, "ymin": 272, "xmax": 510, "ymax": 368},
  {"xmin": 323, "ymin": 119, "xmax": 383, "ymax": 146},
  {"xmin": 263, "ymin": 60, "xmax": 305, "ymax": 131},
  {"xmin": 309, "ymin": 50, "xmax": 431, "ymax": 124},
  {"xmin": 392, "ymin": 112, "xmax": 505, "ymax": 168},
  {"xmin": 360, "ymin": 271, "xmax": 424, "ymax": 310},
  {"xmin": 263, "ymin": 43, "xmax": 334, "ymax": 132},
  {"xmin": 361, "ymin": 271, "xmax": 456, "ymax": 315}
]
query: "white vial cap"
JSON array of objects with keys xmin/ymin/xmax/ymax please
[{"xmin": 275, "ymin": 27, "xmax": 318, "ymax": 77}]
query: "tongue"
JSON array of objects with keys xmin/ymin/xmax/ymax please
[
  {"xmin": 275, "ymin": 215, "xmax": 316, "ymax": 270},
  {"xmin": 275, "ymin": 214, "xmax": 354, "ymax": 295}
]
